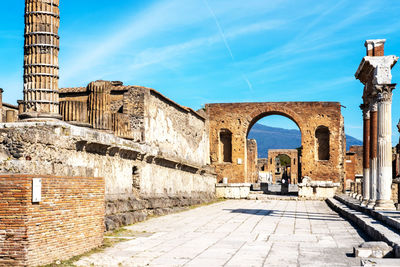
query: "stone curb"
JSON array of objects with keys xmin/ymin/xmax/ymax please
[
  {"xmin": 335, "ymin": 194, "xmax": 400, "ymax": 234},
  {"xmin": 326, "ymin": 197, "xmax": 400, "ymax": 257}
]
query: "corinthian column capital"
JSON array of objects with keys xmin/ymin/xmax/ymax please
[
  {"xmin": 369, "ymin": 97, "xmax": 378, "ymax": 112},
  {"xmin": 376, "ymin": 84, "xmax": 396, "ymax": 103},
  {"xmin": 360, "ymin": 103, "xmax": 370, "ymax": 119}
]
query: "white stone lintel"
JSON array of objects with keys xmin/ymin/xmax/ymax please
[{"xmin": 355, "ymin": 55, "xmax": 398, "ymax": 85}]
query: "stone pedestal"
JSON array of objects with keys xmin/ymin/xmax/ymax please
[{"xmin": 374, "ymin": 84, "xmax": 396, "ymax": 210}]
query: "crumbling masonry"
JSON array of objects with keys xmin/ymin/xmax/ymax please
[{"xmin": 0, "ymin": 1, "xmax": 371, "ymax": 266}]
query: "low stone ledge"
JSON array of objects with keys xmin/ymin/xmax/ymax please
[
  {"xmin": 298, "ymin": 181, "xmax": 341, "ymax": 188},
  {"xmin": 215, "ymin": 183, "xmax": 251, "ymax": 199},
  {"xmin": 335, "ymin": 194, "xmax": 400, "ymax": 236},
  {"xmin": 105, "ymin": 193, "xmax": 215, "ymax": 231},
  {"xmin": 298, "ymin": 181, "xmax": 340, "ymax": 199}
]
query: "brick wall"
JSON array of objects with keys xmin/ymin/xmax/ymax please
[
  {"xmin": 345, "ymin": 153, "xmax": 356, "ymax": 190},
  {"xmin": 0, "ymin": 174, "xmax": 104, "ymax": 267},
  {"xmin": 349, "ymin": 146, "xmax": 363, "ymax": 176}
]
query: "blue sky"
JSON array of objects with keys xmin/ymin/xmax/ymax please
[{"xmin": 1, "ymin": 0, "xmax": 400, "ymax": 144}]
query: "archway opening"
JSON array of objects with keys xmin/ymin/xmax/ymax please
[
  {"xmin": 247, "ymin": 115, "xmax": 302, "ymax": 185},
  {"xmin": 219, "ymin": 129, "xmax": 233, "ymax": 163},
  {"xmin": 315, "ymin": 126, "xmax": 330, "ymax": 161},
  {"xmin": 275, "ymin": 154, "xmax": 291, "ymax": 184}
]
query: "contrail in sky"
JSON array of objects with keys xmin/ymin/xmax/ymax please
[
  {"xmin": 203, "ymin": 0, "xmax": 253, "ymax": 92},
  {"xmin": 203, "ymin": 0, "xmax": 234, "ymax": 60}
]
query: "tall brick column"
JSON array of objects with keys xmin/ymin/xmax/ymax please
[
  {"xmin": 368, "ymin": 97, "xmax": 378, "ymax": 208},
  {"xmin": 360, "ymin": 103, "xmax": 370, "ymax": 206},
  {"xmin": 20, "ymin": 0, "xmax": 62, "ymax": 120},
  {"xmin": 374, "ymin": 84, "xmax": 396, "ymax": 210}
]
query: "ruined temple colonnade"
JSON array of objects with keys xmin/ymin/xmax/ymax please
[{"xmin": 356, "ymin": 39, "xmax": 398, "ymax": 210}]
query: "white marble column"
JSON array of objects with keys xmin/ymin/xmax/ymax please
[
  {"xmin": 374, "ymin": 84, "xmax": 396, "ymax": 210},
  {"xmin": 367, "ymin": 97, "xmax": 378, "ymax": 209},
  {"xmin": 361, "ymin": 103, "xmax": 370, "ymax": 206}
]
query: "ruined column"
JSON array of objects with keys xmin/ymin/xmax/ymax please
[
  {"xmin": 360, "ymin": 103, "xmax": 370, "ymax": 206},
  {"xmin": 368, "ymin": 97, "xmax": 378, "ymax": 208},
  {"xmin": 88, "ymin": 80, "xmax": 112, "ymax": 130},
  {"xmin": 355, "ymin": 39, "xmax": 398, "ymax": 209},
  {"xmin": 6, "ymin": 110, "xmax": 16, "ymax": 123},
  {"xmin": 17, "ymin": 100, "xmax": 24, "ymax": 116},
  {"xmin": 60, "ymin": 100, "xmax": 88, "ymax": 124},
  {"xmin": 0, "ymin": 88, "xmax": 3, "ymax": 122},
  {"xmin": 20, "ymin": 0, "xmax": 62, "ymax": 120},
  {"xmin": 374, "ymin": 84, "xmax": 396, "ymax": 210}
]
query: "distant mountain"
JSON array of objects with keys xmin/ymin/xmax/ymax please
[{"xmin": 248, "ymin": 123, "xmax": 362, "ymax": 158}]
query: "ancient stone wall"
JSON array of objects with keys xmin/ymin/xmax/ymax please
[
  {"xmin": 59, "ymin": 83, "xmax": 209, "ymax": 166},
  {"xmin": 391, "ymin": 181, "xmax": 399, "ymax": 207},
  {"xmin": 1, "ymin": 103, "xmax": 19, "ymax": 123},
  {"xmin": 0, "ymin": 174, "xmax": 104, "ymax": 267},
  {"xmin": 257, "ymin": 158, "xmax": 268, "ymax": 171},
  {"xmin": 206, "ymin": 102, "xmax": 345, "ymax": 183},
  {"xmin": 145, "ymin": 90, "xmax": 209, "ymax": 165},
  {"xmin": 246, "ymin": 139, "xmax": 258, "ymax": 183},
  {"xmin": 0, "ymin": 122, "xmax": 216, "ymax": 230},
  {"xmin": 267, "ymin": 149, "xmax": 298, "ymax": 184}
]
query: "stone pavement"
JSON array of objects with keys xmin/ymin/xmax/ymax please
[{"xmin": 75, "ymin": 200, "xmax": 367, "ymax": 267}]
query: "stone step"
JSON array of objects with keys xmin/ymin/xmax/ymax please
[
  {"xmin": 335, "ymin": 194, "xmax": 400, "ymax": 234},
  {"xmin": 326, "ymin": 197, "xmax": 400, "ymax": 257}
]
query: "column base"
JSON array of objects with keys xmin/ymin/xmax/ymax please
[
  {"xmin": 19, "ymin": 112, "xmax": 62, "ymax": 121},
  {"xmin": 373, "ymin": 200, "xmax": 396, "ymax": 211},
  {"xmin": 367, "ymin": 200, "xmax": 376, "ymax": 209},
  {"xmin": 361, "ymin": 199, "xmax": 369, "ymax": 206}
]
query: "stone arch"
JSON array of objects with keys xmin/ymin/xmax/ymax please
[
  {"xmin": 246, "ymin": 107, "xmax": 304, "ymax": 138},
  {"xmin": 267, "ymin": 149, "xmax": 299, "ymax": 184},
  {"xmin": 205, "ymin": 102, "xmax": 344, "ymax": 184}
]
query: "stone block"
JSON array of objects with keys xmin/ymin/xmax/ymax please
[
  {"xmin": 354, "ymin": 242, "xmax": 392, "ymax": 258},
  {"xmin": 215, "ymin": 183, "xmax": 251, "ymax": 199}
]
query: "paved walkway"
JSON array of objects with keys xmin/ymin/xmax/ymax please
[{"xmin": 76, "ymin": 200, "xmax": 367, "ymax": 267}]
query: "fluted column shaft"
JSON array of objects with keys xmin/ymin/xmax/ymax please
[
  {"xmin": 21, "ymin": 0, "xmax": 61, "ymax": 120},
  {"xmin": 361, "ymin": 103, "xmax": 370, "ymax": 205},
  {"xmin": 374, "ymin": 84, "xmax": 396, "ymax": 210},
  {"xmin": 88, "ymin": 81, "xmax": 112, "ymax": 130}
]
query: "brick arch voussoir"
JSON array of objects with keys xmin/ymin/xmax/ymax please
[{"xmin": 244, "ymin": 104, "xmax": 305, "ymax": 137}]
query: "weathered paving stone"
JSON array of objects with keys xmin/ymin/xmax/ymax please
[{"xmin": 75, "ymin": 200, "xmax": 367, "ymax": 266}]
